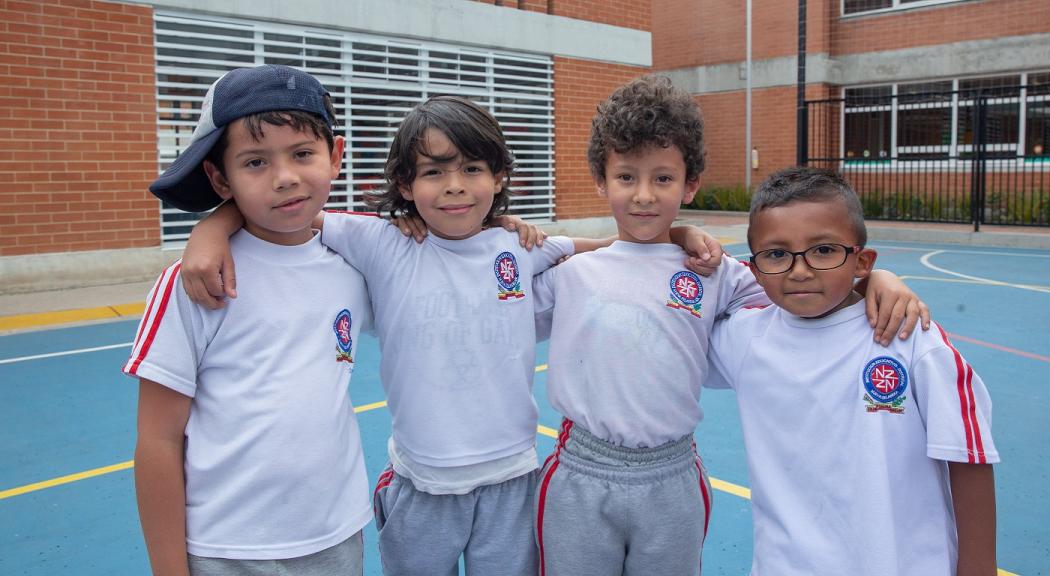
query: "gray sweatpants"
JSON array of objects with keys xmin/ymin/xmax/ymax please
[
  {"xmin": 372, "ymin": 466, "xmax": 538, "ymax": 576},
  {"xmin": 187, "ymin": 530, "xmax": 364, "ymax": 576},
  {"xmin": 535, "ymin": 420, "xmax": 712, "ymax": 576}
]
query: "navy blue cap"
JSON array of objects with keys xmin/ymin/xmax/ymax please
[{"xmin": 149, "ymin": 65, "xmax": 334, "ymax": 212}]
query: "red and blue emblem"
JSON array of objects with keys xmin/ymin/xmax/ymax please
[
  {"xmin": 333, "ymin": 309, "xmax": 354, "ymax": 363},
  {"xmin": 666, "ymin": 270, "xmax": 704, "ymax": 318},
  {"xmin": 494, "ymin": 251, "xmax": 524, "ymax": 300},
  {"xmin": 862, "ymin": 356, "xmax": 908, "ymax": 413}
]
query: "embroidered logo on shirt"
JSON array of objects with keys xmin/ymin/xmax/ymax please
[
  {"xmin": 333, "ymin": 309, "xmax": 354, "ymax": 363},
  {"xmin": 666, "ymin": 270, "xmax": 704, "ymax": 318},
  {"xmin": 862, "ymin": 356, "xmax": 908, "ymax": 414},
  {"xmin": 494, "ymin": 251, "xmax": 524, "ymax": 300}
]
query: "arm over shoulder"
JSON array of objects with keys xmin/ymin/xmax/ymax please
[{"xmin": 715, "ymin": 255, "xmax": 771, "ymax": 316}]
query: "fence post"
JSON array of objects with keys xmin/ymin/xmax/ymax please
[
  {"xmin": 970, "ymin": 93, "xmax": 986, "ymax": 232},
  {"xmin": 796, "ymin": 0, "xmax": 807, "ymax": 166}
]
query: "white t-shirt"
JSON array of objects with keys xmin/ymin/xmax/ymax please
[
  {"xmin": 532, "ymin": 241, "xmax": 769, "ymax": 448},
  {"xmin": 707, "ymin": 300, "xmax": 999, "ymax": 576},
  {"xmin": 321, "ymin": 213, "xmax": 574, "ymax": 479},
  {"xmin": 123, "ymin": 230, "xmax": 373, "ymax": 560}
]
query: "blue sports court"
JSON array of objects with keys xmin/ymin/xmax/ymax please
[{"xmin": 1, "ymin": 238, "xmax": 1047, "ymax": 575}]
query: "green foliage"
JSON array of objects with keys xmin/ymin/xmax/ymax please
[
  {"xmin": 858, "ymin": 189, "xmax": 972, "ymax": 223},
  {"xmin": 687, "ymin": 185, "xmax": 752, "ymax": 212},
  {"xmin": 689, "ymin": 184, "xmax": 1048, "ymax": 226}
]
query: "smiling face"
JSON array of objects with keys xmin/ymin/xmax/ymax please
[
  {"xmin": 204, "ymin": 118, "xmax": 343, "ymax": 246},
  {"xmin": 748, "ymin": 197, "xmax": 877, "ymax": 318},
  {"xmin": 399, "ymin": 128, "xmax": 502, "ymax": 240},
  {"xmin": 598, "ymin": 145, "xmax": 700, "ymax": 244}
]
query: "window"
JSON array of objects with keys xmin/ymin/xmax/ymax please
[
  {"xmin": 896, "ymin": 81, "xmax": 952, "ymax": 160},
  {"xmin": 844, "ymin": 86, "xmax": 891, "ymax": 162},
  {"xmin": 842, "ymin": 73, "xmax": 1047, "ymax": 167},
  {"xmin": 1026, "ymin": 73, "xmax": 1050, "ymax": 160},
  {"xmin": 154, "ymin": 12, "xmax": 555, "ymax": 247},
  {"xmin": 957, "ymin": 76, "xmax": 1021, "ymax": 160},
  {"xmin": 843, "ymin": 0, "xmax": 966, "ymax": 17}
]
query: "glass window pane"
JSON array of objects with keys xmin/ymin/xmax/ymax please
[
  {"xmin": 844, "ymin": 0, "xmax": 892, "ymax": 15},
  {"xmin": 1026, "ymin": 102, "xmax": 1050, "ymax": 158}
]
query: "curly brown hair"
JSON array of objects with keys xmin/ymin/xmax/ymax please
[
  {"xmin": 587, "ymin": 75, "xmax": 706, "ymax": 183},
  {"xmin": 369, "ymin": 95, "xmax": 514, "ymax": 223}
]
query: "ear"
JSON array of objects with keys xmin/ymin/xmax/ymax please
[
  {"xmin": 854, "ymin": 248, "xmax": 878, "ymax": 280},
  {"xmin": 329, "ymin": 135, "xmax": 346, "ymax": 180},
  {"xmin": 203, "ymin": 160, "xmax": 234, "ymax": 201},
  {"xmin": 595, "ymin": 176, "xmax": 608, "ymax": 199},
  {"xmin": 682, "ymin": 176, "xmax": 701, "ymax": 204},
  {"xmin": 399, "ymin": 181, "xmax": 414, "ymax": 202}
]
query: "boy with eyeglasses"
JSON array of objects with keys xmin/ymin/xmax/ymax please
[
  {"xmin": 532, "ymin": 77, "xmax": 932, "ymax": 576},
  {"xmin": 707, "ymin": 166, "xmax": 998, "ymax": 576}
]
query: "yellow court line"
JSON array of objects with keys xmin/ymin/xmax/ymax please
[
  {"xmin": 0, "ymin": 461, "xmax": 135, "ymax": 500},
  {"xmin": 0, "ymin": 302, "xmax": 145, "ymax": 331},
  {"xmin": 0, "ymin": 387, "xmax": 1025, "ymax": 575},
  {"xmin": 0, "ymin": 401, "xmax": 390, "ymax": 501}
]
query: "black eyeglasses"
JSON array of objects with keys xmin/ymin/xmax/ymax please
[{"xmin": 749, "ymin": 244, "xmax": 861, "ymax": 274}]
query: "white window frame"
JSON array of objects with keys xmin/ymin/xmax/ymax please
[
  {"xmin": 841, "ymin": 0, "xmax": 972, "ymax": 18},
  {"xmin": 153, "ymin": 11, "xmax": 555, "ymax": 247},
  {"xmin": 840, "ymin": 72, "xmax": 1048, "ymax": 173}
]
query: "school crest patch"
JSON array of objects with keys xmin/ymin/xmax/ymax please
[
  {"xmin": 666, "ymin": 270, "xmax": 704, "ymax": 318},
  {"xmin": 333, "ymin": 309, "xmax": 354, "ymax": 364},
  {"xmin": 494, "ymin": 251, "xmax": 524, "ymax": 300},
  {"xmin": 862, "ymin": 356, "xmax": 908, "ymax": 414}
]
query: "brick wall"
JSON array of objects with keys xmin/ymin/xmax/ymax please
[
  {"xmin": 653, "ymin": 0, "xmax": 1049, "ymax": 191},
  {"xmin": 0, "ymin": 0, "xmax": 157, "ymax": 256},
  {"xmin": 696, "ymin": 84, "xmax": 833, "ymax": 189},
  {"xmin": 654, "ymin": 0, "xmax": 834, "ymax": 70},
  {"xmin": 832, "ymin": 0, "xmax": 1049, "ymax": 55},
  {"xmin": 552, "ymin": 57, "xmax": 650, "ymax": 219}
]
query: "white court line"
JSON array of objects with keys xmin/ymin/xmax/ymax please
[
  {"xmin": 0, "ymin": 343, "xmax": 133, "ymax": 366},
  {"xmin": 919, "ymin": 250, "xmax": 1050, "ymax": 294},
  {"xmin": 871, "ymin": 244, "xmax": 1050, "ymax": 258}
]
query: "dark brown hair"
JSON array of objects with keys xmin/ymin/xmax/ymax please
[
  {"xmin": 748, "ymin": 166, "xmax": 868, "ymax": 248},
  {"xmin": 587, "ymin": 75, "xmax": 706, "ymax": 182},
  {"xmin": 370, "ymin": 95, "xmax": 514, "ymax": 222}
]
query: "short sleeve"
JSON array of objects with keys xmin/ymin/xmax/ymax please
[
  {"xmin": 524, "ymin": 235, "xmax": 574, "ymax": 277},
  {"xmin": 715, "ymin": 256, "xmax": 771, "ymax": 317},
  {"xmin": 913, "ymin": 325, "xmax": 999, "ymax": 464},
  {"xmin": 122, "ymin": 263, "xmax": 210, "ymax": 397},
  {"xmin": 533, "ymin": 266, "xmax": 557, "ymax": 341},
  {"xmin": 320, "ymin": 212, "xmax": 393, "ymax": 275}
]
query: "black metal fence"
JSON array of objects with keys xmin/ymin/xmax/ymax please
[{"xmin": 802, "ymin": 81, "xmax": 1050, "ymax": 229}]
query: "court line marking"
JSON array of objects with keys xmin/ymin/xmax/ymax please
[
  {"xmin": 0, "ymin": 303, "xmax": 144, "ymax": 332},
  {"xmin": 870, "ymin": 245, "xmax": 1050, "ymax": 258},
  {"xmin": 919, "ymin": 250, "xmax": 1050, "ymax": 294},
  {"xmin": 0, "ymin": 342, "xmax": 133, "ymax": 365},
  {"xmin": 0, "ymin": 391, "xmax": 1025, "ymax": 575},
  {"xmin": 0, "ymin": 400, "xmax": 387, "ymax": 501}
]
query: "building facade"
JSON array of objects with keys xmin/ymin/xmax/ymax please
[
  {"xmin": 0, "ymin": 0, "xmax": 651, "ymax": 291},
  {"xmin": 655, "ymin": 0, "xmax": 1050, "ymax": 225}
]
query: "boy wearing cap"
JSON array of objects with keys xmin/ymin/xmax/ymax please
[{"xmin": 124, "ymin": 65, "xmax": 373, "ymax": 576}]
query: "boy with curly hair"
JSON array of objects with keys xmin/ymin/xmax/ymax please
[{"xmin": 530, "ymin": 76, "xmax": 928, "ymax": 576}]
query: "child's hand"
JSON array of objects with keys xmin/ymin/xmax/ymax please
[
  {"xmin": 391, "ymin": 214, "xmax": 428, "ymax": 243},
  {"xmin": 673, "ymin": 226, "xmax": 724, "ymax": 276},
  {"xmin": 490, "ymin": 215, "xmax": 547, "ymax": 250},
  {"xmin": 864, "ymin": 269, "xmax": 931, "ymax": 345},
  {"xmin": 181, "ymin": 222, "xmax": 238, "ymax": 310}
]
